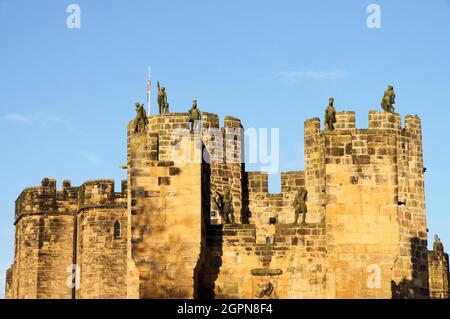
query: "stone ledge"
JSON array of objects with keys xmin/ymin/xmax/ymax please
[{"xmin": 251, "ymin": 268, "xmax": 283, "ymax": 276}]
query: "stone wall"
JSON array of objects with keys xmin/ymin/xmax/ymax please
[
  {"xmin": 393, "ymin": 115, "xmax": 429, "ymax": 298},
  {"xmin": 202, "ymin": 114, "xmax": 245, "ymax": 224},
  {"xmin": 304, "ymin": 118, "xmax": 326, "ymax": 225},
  {"xmin": 5, "ymin": 266, "xmax": 13, "ymax": 299},
  {"xmin": 75, "ymin": 180, "xmax": 128, "ymax": 299},
  {"xmin": 6, "ymin": 109, "xmax": 448, "ymax": 299},
  {"xmin": 428, "ymin": 250, "xmax": 449, "ymax": 299},
  {"xmin": 247, "ymin": 172, "xmax": 305, "ymax": 224},
  {"xmin": 317, "ymin": 111, "xmax": 429, "ymax": 298},
  {"xmin": 9, "ymin": 178, "xmax": 131, "ymax": 299},
  {"xmin": 11, "ymin": 178, "xmax": 76, "ymax": 299},
  {"xmin": 198, "ymin": 222, "xmax": 328, "ymax": 299},
  {"xmin": 128, "ymin": 115, "xmax": 203, "ymax": 298}
]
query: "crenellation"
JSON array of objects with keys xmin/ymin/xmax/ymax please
[
  {"xmin": 224, "ymin": 116, "xmax": 243, "ymax": 129},
  {"xmin": 334, "ymin": 111, "xmax": 356, "ymax": 130},
  {"xmin": 200, "ymin": 112, "xmax": 219, "ymax": 129},
  {"xmin": 368, "ymin": 111, "xmax": 402, "ymax": 131},
  {"xmin": 7, "ymin": 108, "xmax": 448, "ymax": 299}
]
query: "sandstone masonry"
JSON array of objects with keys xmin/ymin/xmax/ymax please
[{"xmin": 5, "ymin": 110, "xmax": 449, "ymax": 299}]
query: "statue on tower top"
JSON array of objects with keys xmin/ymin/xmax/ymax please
[
  {"xmin": 433, "ymin": 234, "xmax": 444, "ymax": 253},
  {"xmin": 157, "ymin": 81, "xmax": 170, "ymax": 114},
  {"xmin": 188, "ymin": 99, "xmax": 202, "ymax": 131},
  {"xmin": 324, "ymin": 97, "xmax": 337, "ymax": 131},
  {"xmin": 381, "ymin": 85, "xmax": 396, "ymax": 113},
  {"xmin": 133, "ymin": 102, "xmax": 148, "ymax": 133}
]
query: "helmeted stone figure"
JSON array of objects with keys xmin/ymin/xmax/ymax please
[
  {"xmin": 133, "ymin": 102, "xmax": 149, "ymax": 133},
  {"xmin": 188, "ymin": 100, "xmax": 202, "ymax": 131},
  {"xmin": 433, "ymin": 235, "xmax": 444, "ymax": 253},
  {"xmin": 324, "ymin": 97, "xmax": 337, "ymax": 131},
  {"xmin": 213, "ymin": 189, "xmax": 235, "ymax": 224},
  {"xmin": 381, "ymin": 85, "xmax": 396, "ymax": 113},
  {"xmin": 293, "ymin": 187, "xmax": 308, "ymax": 225},
  {"xmin": 157, "ymin": 81, "xmax": 169, "ymax": 114}
]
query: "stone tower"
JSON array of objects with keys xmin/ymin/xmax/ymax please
[
  {"xmin": 9, "ymin": 178, "xmax": 76, "ymax": 298},
  {"xmin": 305, "ymin": 111, "xmax": 429, "ymax": 298},
  {"xmin": 127, "ymin": 112, "xmax": 245, "ymax": 298},
  {"xmin": 5, "ymin": 105, "xmax": 449, "ymax": 299},
  {"xmin": 6, "ymin": 178, "xmax": 132, "ymax": 299}
]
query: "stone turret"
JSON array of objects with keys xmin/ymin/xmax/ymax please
[
  {"xmin": 11, "ymin": 178, "xmax": 77, "ymax": 299},
  {"xmin": 75, "ymin": 180, "xmax": 128, "ymax": 299},
  {"xmin": 428, "ymin": 235, "xmax": 449, "ymax": 298},
  {"xmin": 9, "ymin": 177, "xmax": 128, "ymax": 299}
]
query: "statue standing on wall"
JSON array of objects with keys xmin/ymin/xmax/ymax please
[
  {"xmin": 293, "ymin": 187, "xmax": 308, "ymax": 225},
  {"xmin": 381, "ymin": 85, "xmax": 396, "ymax": 113},
  {"xmin": 433, "ymin": 235, "xmax": 444, "ymax": 253},
  {"xmin": 324, "ymin": 97, "xmax": 337, "ymax": 131},
  {"xmin": 157, "ymin": 81, "xmax": 170, "ymax": 114},
  {"xmin": 188, "ymin": 100, "xmax": 202, "ymax": 131},
  {"xmin": 213, "ymin": 189, "xmax": 235, "ymax": 224},
  {"xmin": 133, "ymin": 102, "xmax": 149, "ymax": 133}
]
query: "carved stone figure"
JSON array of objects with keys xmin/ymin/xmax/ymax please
[
  {"xmin": 255, "ymin": 282, "xmax": 274, "ymax": 298},
  {"xmin": 324, "ymin": 97, "xmax": 337, "ymax": 131},
  {"xmin": 433, "ymin": 235, "xmax": 444, "ymax": 253},
  {"xmin": 188, "ymin": 100, "xmax": 201, "ymax": 131},
  {"xmin": 293, "ymin": 187, "xmax": 308, "ymax": 225},
  {"xmin": 213, "ymin": 189, "xmax": 235, "ymax": 224},
  {"xmin": 157, "ymin": 81, "xmax": 169, "ymax": 114},
  {"xmin": 133, "ymin": 102, "xmax": 148, "ymax": 133},
  {"xmin": 381, "ymin": 85, "xmax": 396, "ymax": 113}
]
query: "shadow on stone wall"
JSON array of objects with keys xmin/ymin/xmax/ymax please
[
  {"xmin": 194, "ymin": 150, "xmax": 223, "ymax": 299},
  {"xmin": 241, "ymin": 171, "xmax": 250, "ymax": 224},
  {"xmin": 391, "ymin": 236, "xmax": 429, "ymax": 299}
]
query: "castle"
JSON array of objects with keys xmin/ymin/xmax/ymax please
[{"xmin": 4, "ymin": 105, "xmax": 450, "ymax": 299}]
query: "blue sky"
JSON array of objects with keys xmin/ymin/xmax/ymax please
[{"xmin": 1, "ymin": 0, "xmax": 450, "ymax": 298}]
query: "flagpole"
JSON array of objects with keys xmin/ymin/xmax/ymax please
[{"xmin": 147, "ymin": 66, "xmax": 151, "ymax": 115}]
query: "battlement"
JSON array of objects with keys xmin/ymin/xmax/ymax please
[
  {"xmin": 304, "ymin": 111, "xmax": 423, "ymax": 165},
  {"xmin": 334, "ymin": 111, "xmax": 356, "ymax": 130},
  {"xmin": 246, "ymin": 171, "xmax": 306, "ymax": 226},
  {"xmin": 9, "ymin": 103, "xmax": 442, "ymax": 300},
  {"xmin": 128, "ymin": 112, "xmax": 244, "ymax": 164},
  {"xmin": 246, "ymin": 171, "xmax": 305, "ymax": 195},
  {"xmin": 78, "ymin": 179, "xmax": 127, "ymax": 209},
  {"xmin": 246, "ymin": 172, "xmax": 269, "ymax": 193},
  {"xmin": 141, "ymin": 112, "xmax": 243, "ymax": 133},
  {"xmin": 305, "ymin": 111, "xmax": 422, "ymax": 133},
  {"xmin": 15, "ymin": 178, "xmax": 127, "ymax": 223}
]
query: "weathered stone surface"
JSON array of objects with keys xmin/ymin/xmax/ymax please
[{"xmin": 5, "ymin": 109, "xmax": 449, "ymax": 299}]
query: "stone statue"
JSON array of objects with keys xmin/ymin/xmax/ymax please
[
  {"xmin": 213, "ymin": 189, "xmax": 235, "ymax": 224},
  {"xmin": 324, "ymin": 97, "xmax": 337, "ymax": 131},
  {"xmin": 133, "ymin": 102, "xmax": 149, "ymax": 133},
  {"xmin": 157, "ymin": 81, "xmax": 169, "ymax": 114},
  {"xmin": 433, "ymin": 235, "xmax": 444, "ymax": 253},
  {"xmin": 293, "ymin": 187, "xmax": 308, "ymax": 225},
  {"xmin": 381, "ymin": 85, "xmax": 396, "ymax": 113},
  {"xmin": 255, "ymin": 282, "xmax": 274, "ymax": 298},
  {"xmin": 188, "ymin": 100, "xmax": 201, "ymax": 131}
]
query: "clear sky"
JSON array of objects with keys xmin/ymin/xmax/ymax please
[{"xmin": 1, "ymin": 0, "xmax": 450, "ymax": 298}]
